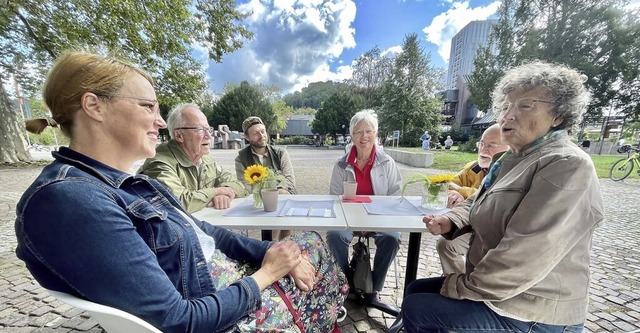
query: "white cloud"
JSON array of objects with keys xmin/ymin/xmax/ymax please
[
  {"xmin": 422, "ymin": 1, "xmax": 500, "ymax": 63},
  {"xmin": 627, "ymin": 0, "xmax": 640, "ymax": 10},
  {"xmin": 207, "ymin": 0, "xmax": 357, "ymax": 93},
  {"xmin": 382, "ymin": 45, "xmax": 403, "ymax": 57}
]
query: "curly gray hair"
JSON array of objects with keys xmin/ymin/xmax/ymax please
[{"xmin": 492, "ymin": 61, "xmax": 590, "ymax": 133}]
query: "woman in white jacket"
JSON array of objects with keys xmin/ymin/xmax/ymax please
[{"xmin": 326, "ymin": 109, "xmax": 402, "ymax": 303}]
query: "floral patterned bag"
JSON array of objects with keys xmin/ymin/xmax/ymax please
[{"xmin": 207, "ymin": 231, "xmax": 348, "ymax": 333}]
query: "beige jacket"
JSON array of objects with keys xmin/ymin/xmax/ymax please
[{"xmin": 441, "ymin": 132, "xmax": 604, "ymax": 325}]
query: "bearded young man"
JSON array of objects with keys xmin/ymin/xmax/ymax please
[{"xmin": 235, "ymin": 116, "xmax": 297, "ymax": 240}]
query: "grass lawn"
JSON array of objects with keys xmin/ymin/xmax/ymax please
[{"xmin": 397, "ymin": 147, "xmax": 639, "ymax": 180}]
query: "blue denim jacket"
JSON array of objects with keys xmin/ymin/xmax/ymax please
[{"xmin": 15, "ymin": 147, "xmax": 271, "ymax": 333}]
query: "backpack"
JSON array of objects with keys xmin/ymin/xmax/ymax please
[{"xmin": 349, "ymin": 237, "xmax": 373, "ymax": 295}]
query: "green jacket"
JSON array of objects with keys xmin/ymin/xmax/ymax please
[
  {"xmin": 139, "ymin": 140, "xmax": 246, "ymax": 213},
  {"xmin": 234, "ymin": 145, "xmax": 297, "ymax": 194}
]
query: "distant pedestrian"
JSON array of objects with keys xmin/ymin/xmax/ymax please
[
  {"xmin": 444, "ymin": 135, "xmax": 454, "ymax": 150},
  {"xmin": 420, "ymin": 130, "xmax": 431, "ymax": 150},
  {"xmin": 581, "ymin": 138, "xmax": 591, "ymax": 153}
]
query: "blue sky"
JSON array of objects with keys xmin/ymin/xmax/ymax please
[{"xmin": 201, "ymin": 0, "xmax": 502, "ymax": 94}]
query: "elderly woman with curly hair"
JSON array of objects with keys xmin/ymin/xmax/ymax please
[{"xmin": 401, "ymin": 61, "xmax": 604, "ymax": 333}]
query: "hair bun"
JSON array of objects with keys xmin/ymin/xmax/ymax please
[
  {"xmin": 25, "ymin": 117, "xmax": 57, "ymax": 134},
  {"xmin": 580, "ymin": 74, "xmax": 588, "ymax": 83}
]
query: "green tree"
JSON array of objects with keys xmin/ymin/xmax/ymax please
[
  {"xmin": 210, "ymin": 81, "xmax": 276, "ymax": 133},
  {"xmin": 466, "ymin": 46, "xmax": 503, "ymax": 112},
  {"xmin": 0, "ymin": 0, "xmax": 252, "ymax": 163},
  {"xmin": 615, "ymin": 9, "xmax": 640, "ymax": 121},
  {"xmin": 468, "ymin": 0, "xmax": 640, "ymax": 124},
  {"xmin": 223, "ymin": 83, "xmax": 290, "ymax": 133},
  {"xmin": 466, "ymin": 0, "xmax": 534, "ymax": 113},
  {"xmin": 519, "ymin": 0, "xmax": 636, "ymax": 120},
  {"xmin": 272, "ymin": 101, "xmax": 294, "ymax": 134},
  {"xmin": 283, "ymin": 81, "xmax": 354, "ymax": 109},
  {"xmin": 379, "ymin": 33, "xmax": 444, "ymax": 146},
  {"xmin": 292, "ymin": 107, "xmax": 317, "ymax": 116},
  {"xmin": 311, "ymin": 92, "xmax": 364, "ymax": 137},
  {"xmin": 347, "ymin": 46, "xmax": 393, "ymax": 109}
]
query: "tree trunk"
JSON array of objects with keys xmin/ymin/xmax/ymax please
[{"xmin": 0, "ymin": 83, "xmax": 32, "ymax": 163}]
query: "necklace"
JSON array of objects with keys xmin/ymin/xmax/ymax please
[{"xmin": 356, "ymin": 156, "xmax": 370, "ymax": 162}]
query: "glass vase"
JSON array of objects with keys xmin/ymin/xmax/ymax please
[
  {"xmin": 421, "ymin": 183, "xmax": 448, "ymax": 210},
  {"xmin": 252, "ymin": 181, "xmax": 276, "ymax": 208},
  {"xmin": 253, "ymin": 189, "xmax": 263, "ymax": 208}
]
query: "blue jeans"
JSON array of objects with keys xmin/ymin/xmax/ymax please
[
  {"xmin": 326, "ymin": 231, "xmax": 400, "ymax": 292},
  {"xmin": 402, "ymin": 277, "xmax": 584, "ymax": 333}
]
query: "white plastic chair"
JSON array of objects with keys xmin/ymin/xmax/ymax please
[{"xmin": 46, "ymin": 290, "xmax": 161, "ymax": 333}]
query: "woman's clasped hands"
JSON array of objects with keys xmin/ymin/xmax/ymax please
[
  {"xmin": 258, "ymin": 241, "xmax": 317, "ymax": 292},
  {"xmin": 422, "ymin": 215, "xmax": 453, "ymax": 236}
]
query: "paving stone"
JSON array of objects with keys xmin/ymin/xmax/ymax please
[
  {"xmin": 29, "ymin": 313, "xmax": 63, "ymax": 328},
  {"xmin": 612, "ymin": 320, "xmax": 638, "ymax": 332},
  {"xmin": 347, "ymin": 308, "xmax": 369, "ymax": 322},
  {"xmin": 340, "ymin": 325, "xmax": 358, "ymax": 333},
  {"xmin": 60, "ymin": 317, "xmax": 91, "ymax": 330},
  {"xmin": 60, "ymin": 308, "xmax": 85, "ymax": 319},
  {"xmin": 1, "ymin": 313, "xmax": 30, "ymax": 327},
  {"xmin": 353, "ymin": 319, "xmax": 374, "ymax": 332},
  {"xmin": 29, "ymin": 305, "xmax": 54, "ymax": 317},
  {"xmin": 605, "ymin": 295, "xmax": 628, "ymax": 306},
  {"xmin": 73, "ymin": 318, "xmax": 99, "ymax": 331},
  {"xmin": 627, "ymin": 310, "xmax": 640, "ymax": 320},
  {"xmin": 1, "ymin": 328, "xmax": 35, "ymax": 333},
  {"xmin": 595, "ymin": 319, "xmax": 617, "ymax": 331},
  {"xmin": 43, "ymin": 316, "xmax": 67, "ymax": 329},
  {"xmin": 583, "ymin": 320, "xmax": 600, "ymax": 332},
  {"xmin": 51, "ymin": 304, "xmax": 74, "ymax": 315},
  {"xmin": 31, "ymin": 327, "xmax": 70, "ymax": 333}
]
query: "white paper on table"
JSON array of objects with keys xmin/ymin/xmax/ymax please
[
  {"xmin": 278, "ymin": 200, "xmax": 336, "ymax": 218},
  {"xmin": 223, "ymin": 198, "xmax": 283, "ymax": 217},
  {"xmin": 363, "ymin": 197, "xmax": 450, "ymax": 216},
  {"xmin": 406, "ymin": 197, "xmax": 451, "ymax": 215}
]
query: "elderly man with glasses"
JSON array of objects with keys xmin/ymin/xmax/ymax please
[
  {"xmin": 139, "ymin": 103, "xmax": 245, "ymax": 212},
  {"xmin": 436, "ymin": 123, "xmax": 508, "ymax": 274}
]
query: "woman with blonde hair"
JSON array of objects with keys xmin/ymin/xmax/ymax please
[{"xmin": 16, "ymin": 51, "xmax": 347, "ymax": 333}]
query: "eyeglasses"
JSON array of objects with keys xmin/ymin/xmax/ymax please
[
  {"xmin": 476, "ymin": 141, "xmax": 504, "ymax": 150},
  {"xmin": 353, "ymin": 129, "xmax": 376, "ymax": 137},
  {"xmin": 98, "ymin": 93, "xmax": 159, "ymax": 116},
  {"xmin": 176, "ymin": 126, "xmax": 213, "ymax": 135},
  {"xmin": 499, "ymin": 98, "xmax": 553, "ymax": 114}
]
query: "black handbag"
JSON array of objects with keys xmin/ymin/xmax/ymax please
[{"xmin": 349, "ymin": 237, "xmax": 373, "ymax": 295}]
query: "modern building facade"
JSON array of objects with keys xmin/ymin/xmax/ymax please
[
  {"xmin": 443, "ymin": 20, "xmax": 495, "ymax": 132},
  {"xmin": 445, "ymin": 20, "xmax": 495, "ymax": 90}
]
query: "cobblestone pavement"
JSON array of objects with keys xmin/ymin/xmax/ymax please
[{"xmin": 1, "ymin": 146, "xmax": 639, "ymax": 332}]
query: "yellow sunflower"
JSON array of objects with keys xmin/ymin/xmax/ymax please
[
  {"xmin": 401, "ymin": 173, "xmax": 456, "ymax": 195},
  {"xmin": 244, "ymin": 164, "xmax": 268, "ymax": 185},
  {"xmin": 426, "ymin": 174, "xmax": 456, "ymax": 184}
]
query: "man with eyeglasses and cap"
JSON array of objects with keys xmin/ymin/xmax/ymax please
[
  {"xmin": 436, "ymin": 123, "xmax": 508, "ymax": 274},
  {"xmin": 140, "ymin": 103, "xmax": 246, "ymax": 213},
  {"xmin": 235, "ymin": 116, "xmax": 297, "ymax": 240}
]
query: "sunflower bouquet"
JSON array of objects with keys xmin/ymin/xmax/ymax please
[
  {"xmin": 401, "ymin": 173, "xmax": 456, "ymax": 209},
  {"xmin": 243, "ymin": 164, "xmax": 286, "ymax": 207}
]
